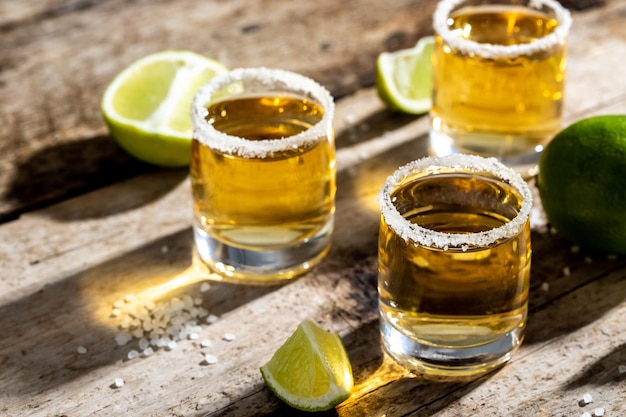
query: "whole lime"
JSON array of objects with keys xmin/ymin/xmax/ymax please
[{"xmin": 538, "ymin": 115, "xmax": 626, "ymax": 254}]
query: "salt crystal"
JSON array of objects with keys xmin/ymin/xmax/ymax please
[
  {"xmin": 563, "ymin": 266, "xmax": 571, "ymax": 277},
  {"xmin": 113, "ymin": 300, "xmax": 124, "ymax": 308},
  {"xmin": 206, "ymin": 314, "xmax": 219, "ymax": 324},
  {"xmin": 201, "ymin": 339, "xmax": 211, "ymax": 348},
  {"xmin": 124, "ymin": 294, "xmax": 135, "ymax": 303},
  {"xmin": 138, "ymin": 338, "xmax": 150, "ymax": 350},
  {"xmin": 166, "ymin": 340, "xmax": 177, "ymax": 350},
  {"xmin": 127, "ymin": 350, "xmax": 139, "ymax": 360},
  {"xmin": 581, "ymin": 413, "xmax": 591, "ymax": 417},
  {"xmin": 115, "ymin": 333, "xmax": 132, "ymax": 346},
  {"xmin": 77, "ymin": 346, "xmax": 87, "ymax": 354},
  {"xmin": 200, "ymin": 282, "xmax": 211, "ymax": 292},
  {"xmin": 618, "ymin": 364, "xmax": 626, "ymax": 374},
  {"xmin": 113, "ymin": 377, "xmax": 124, "ymax": 388},
  {"xmin": 133, "ymin": 328, "xmax": 143, "ymax": 338},
  {"xmin": 593, "ymin": 408, "xmax": 605, "ymax": 417},
  {"xmin": 142, "ymin": 347, "xmax": 154, "ymax": 357},
  {"xmin": 579, "ymin": 393, "xmax": 593, "ymax": 406},
  {"xmin": 161, "ymin": 245, "xmax": 169, "ymax": 254},
  {"xmin": 203, "ymin": 354, "xmax": 218, "ymax": 365},
  {"xmin": 222, "ymin": 333, "xmax": 236, "ymax": 342},
  {"xmin": 189, "ymin": 333, "xmax": 199, "ymax": 340},
  {"xmin": 541, "ymin": 282, "xmax": 550, "ymax": 292},
  {"xmin": 344, "ymin": 114, "xmax": 356, "ymax": 125},
  {"xmin": 194, "ymin": 297, "xmax": 203, "ymax": 306},
  {"xmin": 111, "ymin": 308, "xmax": 122, "ymax": 317}
]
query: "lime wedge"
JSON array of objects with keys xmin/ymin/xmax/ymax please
[
  {"xmin": 260, "ymin": 320, "xmax": 353, "ymax": 412},
  {"xmin": 376, "ymin": 36, "xmax": 434, "ymax": 114},
  {"xmin": 101, "ymin": 50, "xmax": 228, "ymax": 166}
]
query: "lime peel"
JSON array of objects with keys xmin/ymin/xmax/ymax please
[
  {"xmin": 260, "ymin": 320, "xmax": 353, "ymax": 412},
  {"xmin": 376, "ymin": 36, "xmax": 434, "ymax": 115}
]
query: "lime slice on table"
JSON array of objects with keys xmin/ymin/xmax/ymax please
[
  {"xmin": 101, "ymin": 50, "xmax": 228, "ymax": 167},
  {"xmin": 260, "ymin": 320, "xmax": 354, "ymax": 412},
  {"xmin": 376, "ymin": 36, "xmax": 434, "ymax": 114}
]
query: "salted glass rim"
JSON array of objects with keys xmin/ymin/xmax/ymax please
[
  {"xmin": 191, "ymin": 67, "xmax": 334, "ymax": 158},
  {"xmin": 433, "ymin": 0, "xmax": 572, "ymax": 60},
  {"xmin": 378, "ymin": 154, "xmax": 533, "ymax": 249}
]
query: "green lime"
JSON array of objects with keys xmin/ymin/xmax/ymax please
[
  {"xmin": 260, "ymin": 320, "xmax": 353, "ymax": 412},
  {"xmin": 101, "ymin": 50, "xmax": 228, "ymax": 167},
  {"xmin": 538, "ymin": 115, "xmax": 626, "ymax": 254},
  {"xmin": 375, "ymin": 36, "xmax": 434, "ymax": 114}
]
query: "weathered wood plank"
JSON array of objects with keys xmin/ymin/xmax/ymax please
[{"xmin": 0, "ymin": 0, "xmax": 625, "ymax": 416}]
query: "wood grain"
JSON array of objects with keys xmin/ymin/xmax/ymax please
[{"xmin": 0, "ymin": 0, "xmax": 625, "ymax": 416}]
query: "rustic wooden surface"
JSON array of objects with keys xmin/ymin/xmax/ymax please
[{"xmin": 1, "ymin": 0, "xmax": 625, "ymax": 416}]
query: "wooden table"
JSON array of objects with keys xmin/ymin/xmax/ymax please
[{"xmin": 1, "ymin": 0, "xmax": 625, "ymax": 415}]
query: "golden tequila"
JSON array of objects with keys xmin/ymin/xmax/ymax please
[
  {"xmin": 378, "ymin": 155, "xmax": 532, "ymax": 376},
  {"xmin": 430, "ymin": 0, "xmax": 572, "ymax": 165},
  {"xmin": 191, "ymin": 96, "xmax": 335, "ymax": 248}
]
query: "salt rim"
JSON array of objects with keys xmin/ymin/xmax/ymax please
[
  {"xmin": 433, "ymin": 0, "xmax": 572, "ymax": 60},
  {"xmin": 378, "ymin": 154, "xmax": 532, "ymax": 249},
  {"xmin": 191, "ymin": 67, "xmax": 334, "ymax": 158}
]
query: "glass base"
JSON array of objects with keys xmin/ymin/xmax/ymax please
[
  {"xmin": 193, "ymin": 220, "xmax": 333, "ymax": 285},
  {"xmin": 429, "ymin": 129, "xmax": 544, "ymax": 179},
  {"xmin": 380, "ymin": 315, "xmax": 524, "ymax": 378}
]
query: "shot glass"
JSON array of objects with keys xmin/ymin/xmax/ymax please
[
  {"xmin": 429, "ymin": 0, "xmax": 572, "ymax": 170},
  {"xmin": 378, "ymin": 154, "xmax": 532, "ymax": 376},
  {"xmin": 190, "ymin": 68, "xmax": 336, "ymax": 284}
]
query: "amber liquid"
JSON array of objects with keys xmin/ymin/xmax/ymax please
[
  {"xmin": 378, "ymin": 173, "xmax": 531, "ymax": 366},
  {"xmin": 430, "ymin": 5, "xmax": 566, "ymax": 160},
  {"xmin": 191, "ymin": 95, "xmax": 335, "ymax": 251}
]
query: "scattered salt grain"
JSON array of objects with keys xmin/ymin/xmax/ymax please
[
  {"xmin": 222, "ymin": 333, "xmax": 236, "ymax": 342},
  {"xmin": 115, "ymin": 333, "xmax": 132, "ymax": 346},
  {"xmin": 541, "ymin": 282, "xmax": 550, "ymax": 292},
  {"xmin": 127, "ymin": 350, "xmax": 140, "ymax": 360},
  {"xmin": 166, "ymin": 340, "xmax": 178, "ymax": 351},
  {"xmin": 142, "ymin": 347, "xmax": 154, "ymax": 357},
  {"xmin": 344, "ymin": 114, "xmax": 356, "ymax": 125},
  {"xmin": 113, "ymin": 300, "xmax": 125, "ymax": 308},
  {"xmin": 581, "ymin": 413, "xmax": 592, "ymax": 417},
  {"xmin": 201, "ymin": 339, "xmax": 211, "ymax": 348},
  {"xmin": 111, "ymin": 308, "xmax": 121, "ymax": 317},
  {"xmin": 77, "ymin": 346, "xmax": 87, "ymax": 354},
  {"xmin": 189, "ymin": 332, "xmax": 199, "ymax": 340},
  {"xmin": 161, "ymin": 245, "xmax": 169, "ymax": 254},
  {"xmin": 580, "ymin": 393, "xmax": 593, "ymax": 406},
  {"xmin": 113, "ymin": 378, "xmax": 124, "ymax": 388},
  {"xmin": 203, "ymin": 354, "xmax": 218, "ymax": 365},
  {"xmin": 593, "ymin": 408, "xmax": 605, "ymax": 417},
  {"xmin": 124, "ymin": 294, "xmax": 135, "ymax": 303},
  {"xmin": 206, "ymin": 314, "xmax": 219, "ymax": 324},
  {"xmin": 618, "ymin": 364, "xmax": 626, "ymax": 374},
  {"xmin": 200, "ymin": 282, "xmax": 211, "ymax": 292},
  {"xmin": 563, "ymin": 266, "xmax": 571, "ymax": 277},
  {"xmin": 138, "ymin": 338, "xmax": 150, "ymax": 350}
]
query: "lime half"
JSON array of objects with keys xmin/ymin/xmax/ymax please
[
  {"xmin": 260, "ymin": 320, "xmax": 353, "ymax": 412},
  {"xmin": 376, "ymin": 36, "xmax": 434, "ymax": 114},
  {"xmin": 101, "ymin": 50, "xmax": 228, "ymax": 166}
]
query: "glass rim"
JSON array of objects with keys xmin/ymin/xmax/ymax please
[
  {"xmin": 191, "ymin": 67, "xmax": 334, "ymax": 158},
  {"xmin": 433, "ymin": 0, "xmax": 572, "ymax": 60},
  {"xmin": 378, "ymin": 154, "xmax": 533, "ymax": 249}
]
